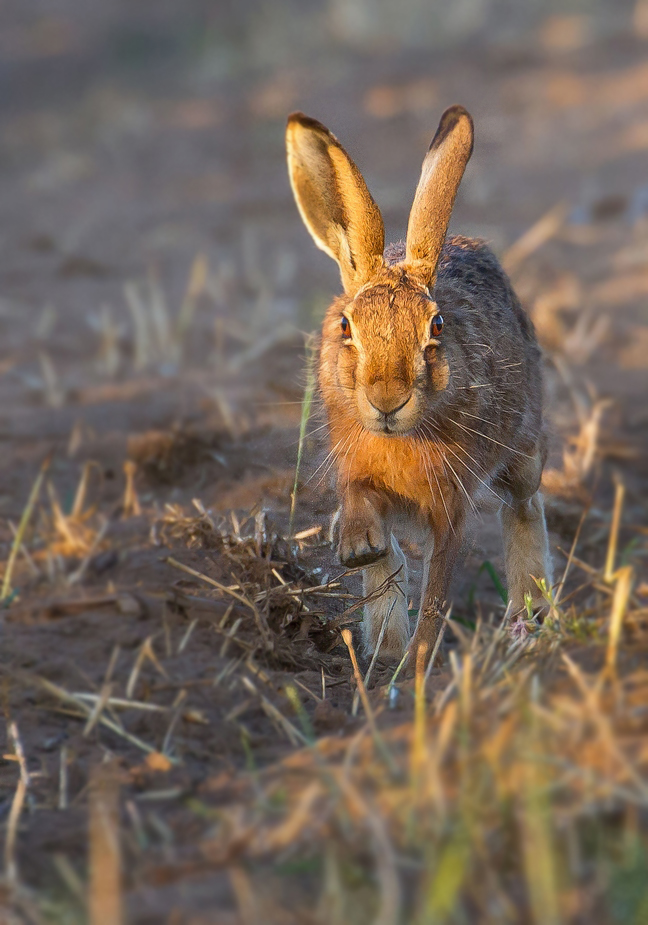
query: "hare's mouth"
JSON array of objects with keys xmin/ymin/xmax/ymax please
[
  {"xmin": 375, "ymin": 420, "xmax": 414, "ymax": 437},
  {"xmin": 379, "ymin": 416, "xmax": 410, "ymax": 436},
  {"xmin": 360, "ymin": 392, "xmax": 418, "ymax": 436}
]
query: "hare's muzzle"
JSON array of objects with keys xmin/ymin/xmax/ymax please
[
  {"xmin": 367, "ymin": 393, "xmax": 412, "ymax": 417},
  {"xmin": 360, "ymin": 382, "xmax": 416, "ymax": 435}
]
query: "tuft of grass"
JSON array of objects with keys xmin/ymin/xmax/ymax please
[
  {"xmin": 124, "ymin": 255, "xmax": 208, "ymax": 374},
  {"xmin": 8, "ymin": 477, "xmax": 646, "ymax": 923}
]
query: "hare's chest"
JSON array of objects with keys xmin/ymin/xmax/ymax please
[{"xmin": 343, "ymin": 434, "xmax": 443, "ymax": 508}]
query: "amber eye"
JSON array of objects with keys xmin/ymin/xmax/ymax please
[
  {"xmin": 341, "ymin": 316, "xmax": 351, "ymax": 338},
  {"xmin": 430, "ymin": 314, "xmax": 444, "ymax": 338}
]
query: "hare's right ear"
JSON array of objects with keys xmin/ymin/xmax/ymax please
[
  {"xmin": 286, "ymin": 113, "xmax": 385, "ymax": 296},
  {"xmin": 405, "ymin": 106, "xmax": 474, "ymax": 285}
]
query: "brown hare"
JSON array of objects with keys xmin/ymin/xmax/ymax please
[{"xmin": 286, "ymin": 105, "xmax": 552, "ymax": 663}]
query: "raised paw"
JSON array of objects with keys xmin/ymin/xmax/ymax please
[
  {"xmin": 338, "ymin": 522, "xmax": 388, "ymax": 568},
  {"xmin": 338, "ymin": 500, "xmax": 387, "ymax": 568}
]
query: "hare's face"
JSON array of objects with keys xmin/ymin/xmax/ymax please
[
  {"xmin": 288, "ymin": 105, "xmax": 474, "ymax": 436},
  {"xmin": 328, "ymin": 273, "xmax": 449, "ymax": 437}
]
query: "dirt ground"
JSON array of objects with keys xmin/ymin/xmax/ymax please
[{"xmin": 0, "ymin": 3, "xmax": 647, "ymax": 922}]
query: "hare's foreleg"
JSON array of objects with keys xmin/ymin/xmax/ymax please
[
  {"xmin": 337, "ymin": 483, "xmax": 388, "ymax": 568},
  {"xmin": 410, "ymin": 510, "xmax": 465, "ymax": 661},
  {"xmin": 361, "ymin": 535, "xmax": 409, "ymax": 658},
  {"xmin": 497, "ymin": 450, "xmax": 553, "ymax": 619},
  {"xmin": 337, "ymin": 484, "xmax": 409, "ymax": 658}
]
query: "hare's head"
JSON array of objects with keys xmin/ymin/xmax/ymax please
[{"xmin": 287, "ymin": 106, "xmax": 474, "ymax": 437}]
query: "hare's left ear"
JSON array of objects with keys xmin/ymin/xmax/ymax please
[
  {"xmin": 286, "ymin": 112, "xmax": 385, "ymax": 296},
  {"xmin": 405, "ymin": 106, "xmax": 474, "ymax": 285}
]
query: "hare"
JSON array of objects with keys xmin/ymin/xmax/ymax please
[{"xmin": 286, "ymin": 105, "xmax": 552, "ymax": 663}]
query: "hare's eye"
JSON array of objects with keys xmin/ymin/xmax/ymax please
[
  {"xmin": 341, "ymin": 316, "xmax": 351, "ymax": 338},
  {"xmin": 430, "ymin": 314, "xmax": 444, "ymax": 338}
]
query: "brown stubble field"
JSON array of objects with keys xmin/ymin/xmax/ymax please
[{"xmin": 0, "ymin": 4, "xmax": 647, "ymax": 923}]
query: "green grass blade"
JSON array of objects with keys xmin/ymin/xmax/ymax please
[
  {"xmin": 1, "ymin": 456, "xmax": 50, "ymax": 602},
  {"xmin": 467, "ymin": 559, "xmax": 508, "ymax": 607},
  {"xmin": 288, "ymin": 334, "xmax": 317, "ymax": 540}
]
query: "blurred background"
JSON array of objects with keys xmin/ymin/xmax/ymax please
[
  {"xmin": 1, "ymin": 1, "xmax": 647, "ymax": 921},
  {"xmin": 1, "ymin": 0, "xmax": 646, "ymax": 491},
  {"xmin": 1, "ymin": 0, "xmax": 646, "ymax": 542}
]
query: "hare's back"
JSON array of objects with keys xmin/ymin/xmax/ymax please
[{"xmin": 434, "ymin": 234, "xmax": 544, "ymax": 459}]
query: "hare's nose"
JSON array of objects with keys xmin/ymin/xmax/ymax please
[{"xmin": 365, "ymin": 383, "xmax": 412, "ymax": 416}]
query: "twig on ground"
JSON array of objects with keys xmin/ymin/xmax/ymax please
[
  {"xmin": 165, "ymin": 556, "xmax": 272, "ymax": 649},
  {"xmin": 88, "ymin": 762, "xmax": 123, "ymax": 925},
  {"xmin": 4, "ymin": 722, "xmax": 29, "ymax": 888}
]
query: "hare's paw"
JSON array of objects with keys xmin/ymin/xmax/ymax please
[{"xmin": 338, "ymin": 517, "xmax": 387, "ymax": 568}]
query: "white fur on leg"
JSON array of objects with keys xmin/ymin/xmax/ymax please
[
  {"xmin": 500, "ymin": 491, "xmax": 552, "ymax": 618},
  {"xmin": 362, "ymin": 534, "xmax": 410, "ymax": 658}
]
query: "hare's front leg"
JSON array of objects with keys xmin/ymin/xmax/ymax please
[
  {"xmin": 410, "ymin": 507, "xmax": 465, "ymax": 662},
  {"xmin": 361, "ymin": 535, "xmax": 409, "ymax": 658},
  {"xmin": 497, "ymin": 451, "xmax": 553, "ymax": 619},
  {"xmin": 337, "ymin": 485, "xmax": 410, "ymax": 659}
]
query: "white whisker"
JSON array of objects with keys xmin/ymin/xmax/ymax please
[
  {"xmin": 457, "ymin": 409, "xmax": 523, "ymax": 428},
  {"xmin": 445, "ymin": 441, "xmax": 509, "ymax": 508},
  {"xmin": 304, "ymin": 419, "xmax": 334, "ymax": 440},
  {"xmin": 449, "ymin": 417, "xmax": 534, "ymax": 459},
  {"xmin": 418, "ymin": 422, "xmax": 477, "ymax": 515},
  {"xmin": 417, "ymin": 436, "xmax": 455, "ymax": 535},
  {"xmin": 307, "ymin": 428, "xmax": 356, "ymax": 488},
  {"xmin": 341, "ymin": 423, "xmax": 364, "ymax": 491},
  {"xmin": 419, "ymin": 420, "xmax": 509, "ymax": 510},
  {"xmin": 327, "ymin": 426, "xmax": 362, "ymax": 486},
  {"xmin": 442, "ymin": 454, "xmax": 478, "ymax": 514}
]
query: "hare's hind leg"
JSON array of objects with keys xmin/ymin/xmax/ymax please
[
  {"xmin": 500, "ymin": 493, "xmax": 552, "ymax": 617},
  {"xmin": 497, "ymin": 450, "xmax": 553, "ymax": 619},
  {"xmin": 362, "ymin": 535, "xmax": 409, "ymax": 659}
]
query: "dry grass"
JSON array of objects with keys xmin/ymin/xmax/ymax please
[
  {"xmin": 193, "ymin": 555, "xmax": 646, "ymax": 924},
  {"xmin": 1, "ymin": 460, "xmax": 646, "ymax": 923},
  {"xmin": 88, "ymin": 763, "xmax": 123, "ymax": 925}
]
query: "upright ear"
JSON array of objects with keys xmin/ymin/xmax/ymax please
[
  {"xmin": 286, "ymin": 112, "xmax": 385, "ymax": 296},
  {"xmin": 405, "ymin": 105, "xmax": 474, "ymax": 285}
]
